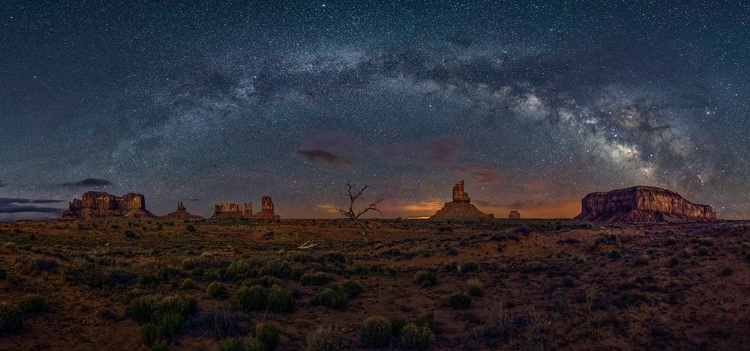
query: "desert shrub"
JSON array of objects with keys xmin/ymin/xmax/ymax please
[
  {"xmin": 182, "ymin": 253, "xmax": 230, "ymax": 270},
  {"xmin": 449, "ymin": 292, "xmax": 472, "ymax": 309},
  {"xmin": 180, "ymin": 278, "xmax": 196, "ymax": 290},
  {"xmin": 208, "ymin": 281, "xmax": 230, "ymax": 300},
  {"xmin": 254, "ymin": 322, "xmax": 280, "ymax": 351},
  {"xmin": 596, "ymin": 233, "xmax": 620, "ymax": 246},
  {"xmin": 0, "ymin": 268, "xmax": 6, "ymax": 280},
  {"xmin": 64, "ymin": 258, "xmax": 136, "ymax": 288},
  {"xmin": 23, "ymin": 257, "xmax": 58, "ymax": 275},
  {"xmin": 359, "ymin": 316, "xmax": 392, "ymax": 348},
  {"xmin": 127, "ymin": 294, "xmax": 197, "ymax": 344},
  {"xmin": 467, "ymin": 279, "xmax": 483, "ymax": 296},
  {"xmin": 266, "ymin": 285, "xmax": 295, "ymax": 312},
  {"xmin": 0, "ymin": 302, "xmax": 24, "ymax": 333},
  {"xmin": 722, "ymin": 266, "xmax": 733, "ymax": 276},
  {"xmin": 186, "ymin": 307, "xmax": 250, "ymax": 339},
  {"xmin": 668, "ymin": 257, "xmax": 679, "ymax": 267},
  {"xmin": 342, "ymin": 279, "xmax": 363, "ymax": 297},
  {"xmin": 413, "ymin": 271, "xmax": 436, "ymax": 287},
  {"xmin": 292, "ymin": 253, "xmax": 314, "ymax": 263},
  {"xmin": 300, "ymin": 272, "xmax": 329, "ymax": 286},
  {"xmin": 460, "ymin": 260, "xmax": 480, "ymax": 274},
  {"xmin": 226, "ymin": 260, "xmax": 254, "ymax": 280},
  {"xmin": 562, "ymin": 277, "xmax": 575, "ymax": 288},
  {"xmin": 608, "ymin": 249, "xmax": 623, "ymax": 259},
  {"xmin": 216, "ymin": 337, "xmax": 264, "ymax": 351},
  {"xmin": 234, "ymin": 285, "xmax": 267, "ymax": 312},
  {"xmin": 401, "ymin": 323, "xmax": 435, "ymax": 350},
  {"xmin": 574, "ymin": 254, "xmax": 586, "ymax": 263},
  {"xmin": 636, "ymin": 254, "xmax": 650, "ymax": 266},
  {"xmin": 127, "ymin": 295, "xmax": 160, "ymax": 324},
  {"xmin": 311, "ymin": 287, "xmax": 348, "ymax": 310},
  {"xmin": 186, "ymin": 225, "xmax": 196, "ymax": 232},
  {"xmin": 138, "ymin": 273, "xmax": 159, "ymax": 286},
  {"xmin": 259, "ymin": 275, "xmax": 284, "ymax": 287},
  {"xmin": 666, "ymin": 236, "xmax": 677, "ymax": 245},
  {"xmin": 259, "ymin": 259, "xmax": 291, "ymax": 278},
  {"xmin": 306, "ymin": 325, "xmax": 343, "ymax": 351},
  {"xmin": 19, "ymin": 294, "xmax": 45, "ymax": 313},
  {"xmin": 324, "ymin": 251, "xmax": 346, "ymax": 264},
  {"xmin": 390, "ymin": 316, "xmax": 407, "ymax": 335},
  {"xmin": 698, "ymin": 246, "xmax": 710, "ymax": 256}
]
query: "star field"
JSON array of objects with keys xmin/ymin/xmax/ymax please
[{"xmin": 1, "ymin": 1, "xmax": 749, "ymax": 220}]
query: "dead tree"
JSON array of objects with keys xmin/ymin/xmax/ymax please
[{"xmin": 337, "ymin": 181, "xmax": 383, "ymax": 243}]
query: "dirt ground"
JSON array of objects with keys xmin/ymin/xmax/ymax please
[{"xmin": 0, "ymin": 218, "xmax": 749, "ymax": 350}]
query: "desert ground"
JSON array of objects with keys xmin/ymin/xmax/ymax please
[{"xmin": 0, "ymin": 218, "xmax": 749, "ymax": 350}]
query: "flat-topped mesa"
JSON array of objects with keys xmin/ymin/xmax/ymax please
[
  {"xmin": 163, "ymin": 202, "xmax": 202, "ymax": 220},
  {"xmin": 430, "ymin": 180, "xmax": 492, "ymax": 219},
  {"xmin": 509, "ymin": 211, "xmax": 521, "ymax": 219},
  {"xmin": 57, "ymin": 191, "xmax": 156, "ymax": 220},
  {"xmin": 574, "ymin": 185, "xmax": 716, "ymax": 223},
  {"xmin": 255, "ymin": 196, "xmax": 280, "ymax": 219},
  {"xmin": 212, "ymin": 203, "xmax": 245, "ymax": 219}
]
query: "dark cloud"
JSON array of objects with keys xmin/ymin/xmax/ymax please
[
  {"xmin": 59, "ymin": 178, "xmax": 114, "ymax": 187},
  {"xmin": 0, "ymin": 198, "xmax": 65, "ymax": 214},
  {"xmin": 0, "ymin": 180, "xmax": 5, "ymax": 187},
  {"xmin": 428, "ymin": 137, "xmax": 462, "ymax": 164},
  {"xmin": 460, "ymin": 164, "xmax": 502, "ymax": 184},
  {"xmin": 298, "ymin": 149, "xmax": 348, "ymax": 165}
]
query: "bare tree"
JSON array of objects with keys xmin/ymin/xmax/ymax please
[{"xmin": 337, "ymin": 180, "xmax": 383, "ymax": 243}]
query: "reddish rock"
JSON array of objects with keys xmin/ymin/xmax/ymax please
[
  {"xmin": 163, "ymin": 202, "xmax": 202, "ymax": 220},
  {"xmin": 430, "ymin": 180, "xmax": 492, "ymax": 219},
  {"xmin": 255, "ymin": 196, "xmax": 280, "ymax": 219},
  {"xmin": 57, "ymin": 191, "xmax": 156, "ymax": 220},
  {"xmin": 212, "ymin": 203, "xmax": 244, "ymax": 219},
  {"xmin": 574, "ymin": 186, "xmax": 716, "ymax": 223},
  {"xmin": 509, "ymin": 210, "xmax": 521, "ymax": 219}
]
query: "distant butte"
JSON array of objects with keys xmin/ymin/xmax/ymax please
[
  {"xmin": 57, "ymin": 191, "xmax": 156, "ymax": 220},
  {"xmin": 574, "ymin": 185, "xmax": 716, "ymax": 223},
  {"xmin": 430, "ymin": 180, "xmax": 493, "ymax": 219},
  {"xmin": 162, "ymin": 202, "xmax": 202, "ymax": 220},
  {"xmin": 212, "ymin": 196, "xmax": 280, "ymax": 219}
]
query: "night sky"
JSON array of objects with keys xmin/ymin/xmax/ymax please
[{"xmin": 1, "ymin": 1, "xmax": 749, "ymax": 220}]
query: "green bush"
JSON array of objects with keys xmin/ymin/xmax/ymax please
[
  {"xmin": 0, "ymin": 268, "xmax": 6, "ymax": 280},
  {"xmin": 139, "ymin": 273, "xmax": 159, "ymax": 286},
  {"xmin": 668, "ymin": 257, "xmax": 680, "ymax": 267},
  {"xmin": 636, "ymin": 254, "xmax": 650, "ymax": 266},
  {"xmin": 311, "ymin": 287, "xmax": 348, "ymax": 310},
  {"xmin": 19, "ymin": 294, "xmax": 45, "ymax": 313},
  {"xmin": 0, "ymin": 302, "xmax": 24, "ymax": 333},
  {"xmin": 608, "ymin": 249, "xmax": 623, "ymax": 259},
  {"xmin": 666, "ymin": 236, "xmax": 677, "ymax": 245},
  {"xmin": 234, "ymin": 285, "xmax": 267, "ymax": 312},
  {"xmin": 324, "ymin": 251, "xmax": 346, "ymax": 264},
  {"xmin": 208, "ymin": 281, "xmax": 230, "ymax": 300},
  {"xmin": 255, "ymin": 322, "xmax": 280, "ymax": 351},
  {"xmin": 227, "ymin": 260, "xmax": 254, "ymax": 280},
  {"xmin": 23, "ymin": 258, "xmax": 58, "ymax": 275},
  {"xmin": 722, "ymin": 266, "xmax": 734, "ymax": 276},
  {"xmin": 698, "ymin": 246, "xmax": 710, "ymax": 256},
  {"xmin": 390, "ymin": 316, "xmax": 406, "ymax": 335},
  {"xmin": 342, "ymin": 280, "xmax": 363, "ymax": 297},
  {"xmin": 467, "ymin": 279, "xmax": 483, "ymax": 297},
  {"xmin": 401, "ymin": 323, "xmax": 435, "ymax": 350},
  {"xmin": 215, "ymin": 337, "xmax": 265, "ymax": 351},
  {"xmin": 300, "ymin": 272, "xmax": 329, "ymax": 286},
  {"xmin": 306, "ymin": 326, "xmax": 343, "ymax": 351},
  {"xmin": 266, "ymin": 285, "xmax": 295, "ymax": 312},
  {"xmin": 260, "ymin": 259, "xmax": 291, "ymax": 278},
  {"xmin": 413, "ymin": 271, "xmax": 436, "ymax": 287},
  {"xmin": 449, "ymin": 292, "xmax": 472, "ymax": 309},
  {"xmin": 359, "ymin": 316, "xmax": 392, "ymax": 348},
  {"xmin": 127, "ymin": 294, "xmax": 197, "ymax": 345},
  {"xmin": 180, "ymin": 278, "xmax": 196, "ymax": 290},
  {"xmin": 460, "ymin": 260, "xmax": 480, "ymax": 274}
]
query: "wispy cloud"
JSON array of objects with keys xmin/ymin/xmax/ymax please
[
  {"xmin": 59, "ymin": 178, "xmax": 113, "ymax": 187},
  {"xmin": 298, "ymin": 149, "xmax": 348, "ymax": 165}
]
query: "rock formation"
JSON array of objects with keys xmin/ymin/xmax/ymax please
[
  {"xmin": 163, "ymin": 202, "xmax": 202, "ymax": 220},
  {"xmin": 574, "ymin": 186, "xmax": 716, "ymax": 223},
  {"xmin": 57, "ymin": 191, "xmax": 156, "ymax": 220},
  {"xmin": 430, "ymin": 180, "xmax": 493, "ymax": 219},
  {"xmin": 509, "ymin": 210, "xmax": 521, "ymax": 219},
  {"xmin": 255, "ymin": 196, "xmax": 280, "ymax": 219},
  {"xmin": 212, "ymin": 197, "xmax": 279, "ymax": 219}
]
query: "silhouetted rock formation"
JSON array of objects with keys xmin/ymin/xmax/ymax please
[
  {"xmin": 430, "ymin": 180, "xmax": 492, "ymax": 219},
  {"xmin": 58, "ymin": 191, "xmax": 156, "ymax": 220},
  {"xmin": 212, "ymin": 197, "xmax": 279, "ymax": 219},
  {"xmin": 163, "ymin": 202, "xmax": 202, "ymax": 220},
  {"xmin": 574, "ymin": 186, "xmax": 716, "ymax": 223},
  {"xmin": 255, "ymin": 196, "xmax": 280, "ymax": 219},
  {"xmin": 509, "ymin": 210, "xmax": 521, "ymax": 219}
]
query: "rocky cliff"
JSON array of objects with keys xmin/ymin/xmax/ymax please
[
  {"xmin": 57, "ymin": 192, "xmax": 156, "ymax": 220},
  {"xmin": 509, "ymin": 210, "xmax": 521, "ymax": 219},
  {"xmin": 574, "ymin": 186, "xmax": 716, "ymax": 223},
  {"xmin": 431, "ymin": 180, "xmax": 492, "ymax": 219},
  {"xmin": 255, "ymin": 196, "xmax": 280, "ymax": 219},
  {"xmin": 163, "ymin": 202, "xmax": 202, "ymax": 220}
]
